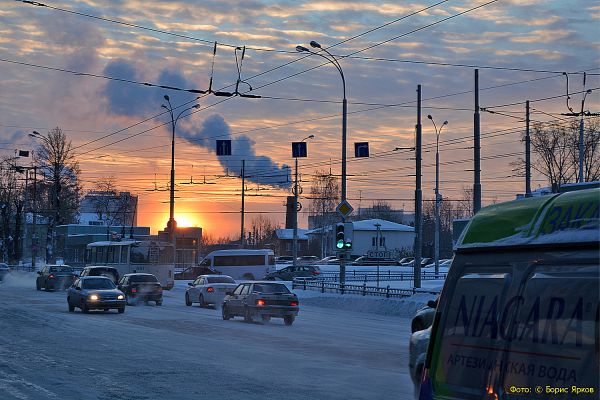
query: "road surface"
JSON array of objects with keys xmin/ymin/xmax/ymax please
[{"xmin": 0, "ymin": 273, "xmax": 415, "ymax": 400}]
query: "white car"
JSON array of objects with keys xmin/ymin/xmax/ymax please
[
  {"xmin": 185, "ymin": 275, "xmax": 237, "ymax": 308},
  {"xmin": 409, "ymin": 326, "xmax": 431, "ymax": 392}
]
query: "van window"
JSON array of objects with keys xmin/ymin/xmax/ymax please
[
  {"xmin": 431, "ymin": 262, "xmax": 598, "ymax": 398},
  {"xmin": 213, "ymin": 255, "xmax": 265, "ymax": 267},
  {"xmin": 268, "ymin": 255, "xmax": 275, "ymax": 265}
]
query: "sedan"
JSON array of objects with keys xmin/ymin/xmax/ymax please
[
  {"xmin": 185, "ymin": 275, "xmax": 237, "ymax": 308},
  {"xmin": 263, "ymin": 265, "xmax": 321, "ymax": 281},
  {"xmin": 117, "ymin": 273, "xmax": 163, "ymax": 306},
  {"xmin": 222, "ymin": 282, "xmax": 299, "ymax": 325},
  {"xmin": 36, "ymin": 265, "xmax": 77, "ymax": 291},
  {"xmin": 67, "ymin": 276, "xmax": 126, "ymax": 313}
]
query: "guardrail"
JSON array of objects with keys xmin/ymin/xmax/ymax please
[
  {"xmin": 315, "ymin": 270, "xmax": 446, "ymax": 282},
  {"xmin": 292, "ymin": 278, "xmax": 441, "ymax": 298}
]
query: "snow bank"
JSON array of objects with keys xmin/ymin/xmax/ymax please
[{"xmin": 1, "ymin": 272, "xmax": 36, "ymax": 288}]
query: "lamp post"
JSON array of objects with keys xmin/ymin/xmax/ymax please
[
  {"xmin": 296, "ymin": 40, "xmax": 348, "ymax": 284},
  {"xmin": 161, "ymin": 96, "xmax": 200, "ymax": 266},
  {"xmin": 426, "ymin": 116, "xmax": 447, "ymax": 276},
  {"xmin": 293, "ymin": 135, "xmax": 314, "ymax": 269}
]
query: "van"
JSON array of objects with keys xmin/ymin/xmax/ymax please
[
  {"xmin": 79, "ymin": 266, "xmax": 120, "ymax": 284},
  {"xmin": 198, "ymin": 249, "xmax": 275, "ymax": 280},
  {"xmin": 419, "ymin": 187, "xmax": 599, "ymax": 399}
]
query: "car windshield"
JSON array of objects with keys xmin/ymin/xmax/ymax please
[
  {"xmin": 253, "ymin": 283, "xmax": 291, "ymax": 294},
  {"xmin": 207, "ymin": 276, "xmax": 235, "ymax": 284},
  {"xmin": 49, "ymin": 266, "xmax": 73, "ymax": 273},
  {"xmin": 82, "ymin": 278, "xmax": 116, "ymax": 289},
  {"xmin": 129, "ymin": 275, "xmax": 158, "ymax": 282}
]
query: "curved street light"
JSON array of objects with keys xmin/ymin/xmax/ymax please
[
  {"xmin": 161, "ymin": 95, "xmax": 200, "ymax": 248},
  {"xmin": 297, "ymin": 40, "xmax": 349, "ymax": 284},
  {"xmin": 427, "ymin": 115, "xmax": 448, "ymax": 276}
]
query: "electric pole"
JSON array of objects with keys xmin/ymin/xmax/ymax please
[
  {"xmin": 525, "ymin": 100, "xmax": 531, "ymax": 197},
  {"xmin": 240, "ymin": 159, "xmax": 245, "ymax": 248},
  {"xmin": 414, "ymin": 84, "xmax": 422, "ymax": 289},
  {"xmin": 473, "ymin": 69, "xmax": 481, "ymax": 214}
]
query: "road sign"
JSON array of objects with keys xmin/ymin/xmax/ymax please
[
  {"xmin": 354, "ymin": 142, "xmax": 369, "ymax": 157},
  {"xmin": 291, "ymin": 142, "xmax": 307, "ymax": 158},
  {"xmin": 368, "ymin": 250, "xmax": 393, "ymax": 259},
  {"xmin": 216, "ymin": 140, "xmax": 231, "ymax": 156},
  {"xmin": 336, "ymin": 200, "xmax": 354, "ymax": 218}
]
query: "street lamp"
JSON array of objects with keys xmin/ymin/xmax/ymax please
[
  {"xmin": 293, "ymin": 135, "xmax": 314, "ymax": 268},
  {"xmin": 296, "ymin": 40, "xmax": 348, "ymax": 284},
  {"xmin": 427, "ymin": 115, "xmax": 447, "ymax": 276},
  {"xmin": 30, "ymin": 131, "xmax": 53, "ymax": 264},
  {"xmin": 161, "ymin": 95, "xmax": 200, "ymax": 266}
]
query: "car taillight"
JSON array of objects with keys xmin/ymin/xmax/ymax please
[
  {"xmin": 131, "ymin": 288, "xmax": 137, "ymax": 293},
  {"xmin": 256, "ymin": 299, "xmax": 265, "ymax": 306},
  {"xmin": 48, "ymin": 274, "xmax": 55, "ymax": 279},
  {"xmin": 290, "ymin": 301, "xmax": 298, "ymax": 306},
  {"xmin": 207, "ymin": 287, "xmax": 214, "ymax": 293},
  {"xmin": 312, "ymin": 271, "xmax": 320, "ymax": 275}
]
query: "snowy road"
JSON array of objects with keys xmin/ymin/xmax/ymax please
[{"xmin": 0, "ymin": 274, "xmax": 415, "ymax": 400}]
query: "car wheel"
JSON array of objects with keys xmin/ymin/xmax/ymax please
[
  {"xmin": 185, "ymin": 293, "xmax": 192, "ymax": 306},
  {"xmin": 411, "ymin": 318, "xmax": 424, "ymax": 333},
  {"xmin": 44, "ymin": 285, "xmax": 50, "ymax": 292},
  {"xmin": 244, "ymin": 307, "xmax": 254, "ymax": 323},
  {"xmin": 156, "ymin": 300, "xmax": 163, "ymax": 306},
  {"xmin": 199, "ymin": 294, "xmax": 206, "ymax": 308},
  {"xmin": 68, "ymin": 299, "xmax": 75, "ymax": 312},
  {"xmin": 222, "ymin": 304, "xmax": 232, "ymax": 320},
  {"xmin": 36, "ymin": 281, "xmax": 41, "ymax": 291},
  {"xmin": 118, "ymin": 308, "xmax": 125, "ymax": 314},
  {"xmin": 81, "ymin": 302, "xmax": 89, "ymax": 314},
  {"xmin": 261, "ymin": 315, "xmax": 271, "ymax": 323},
  {"xmin": 284, "ymin": 315, "xmax": 295, "ymax": 326}
]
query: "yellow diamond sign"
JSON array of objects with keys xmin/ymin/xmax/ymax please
[{"xmin": 336, "ymin": 200, "xmax": 354, "ymax": 218}]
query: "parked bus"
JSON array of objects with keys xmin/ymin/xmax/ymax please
[
  {"xmin": 419, "ymin": 186, "xmax": 599, "ymax": 399},
  {"xmin": 85, "ymin": 240, "xmax": 175, "ymax": 289},
  {"xmin": 198, "ymin": 249, "xmax": 275, "ymax": 280}
]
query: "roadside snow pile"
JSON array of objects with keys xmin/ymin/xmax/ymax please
[
  {"xmin": 1, "ymin": 272, "xmax": 36, "ymax": 288},
  {"xmin": 298, "ymin": 291, "xmax": 437, "ymax": 318}
]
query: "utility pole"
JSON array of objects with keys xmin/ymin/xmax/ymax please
[
  {"xmin": 525, "ymin": 100, "xmax": 531, "ymax": 197},
  {"xmin": 23, "ymin": 169, "xmax": 28, "ymax": 265},
  {"xmin": 240, "ymin": 159, "xmax": 245, "ymax": 248},
  {"xmin": 375, "ymin": 222, "xmax": 381, "ymax": 288},
  {"xmin": 293, "ymin": 156, "xmax": 299, "ymax": 267},
  {"xmin": 414, "ymin": 84, "xmax": 422, "ymax": 289},
  {"xmin": 473, "ymin": 69, "xmax": 482, "ymax": 214},
  {"xmin": 32, "ymin": 166, "xmax": 37, "ymax": 270}
]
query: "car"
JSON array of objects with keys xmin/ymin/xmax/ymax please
[
  {"xmin": 402, "ymin": 257, "xmax": 433, "ymax": 268},
  {"xmin": 222, "ymin": 281, "xmax": 299, "ymax": 325},
  {"xmin": 409, "ymin": 326, "xmax": 431, "ymax": 392},
  {"xmin": 0, "ymin": 263, "xmax": 9, "ymax": 281},
  {"xmin": 423, "ymin": 258, "xmax": 452, "ymax": 269},
  {"xmin": 351, "ymin": 256, "xmax": 398, "ymax": 266},
  {"xmin": 79, "ymin": 266, "xmax": 120, "ymax": 284},
  {"xmin": 263, "ymin": 265, "xmax": 321, "ymax": 281},
  {"xmin": 398, "ymin": 257, "xmax": 414, "ymax": 266},
  {"xmin": 36, "ymin": 265, "xmax": 77, "ymax": 291},
  {"xmin": 174, "ymin": 265, "xmax": 219, "ymax": 280},
  {"xmin": 66, "ymin": 276, "xmax": 126, "ymax": 313},
  {"xmin": 185, "ymin": 274, "xmax": 237, "ymax": 308},
  {"xmin": 275, "ymin": 256, "xmax": 294, "ymax": 265},
  {"xmin": 117, "ymin": 273, "xmax": 163, "ymax": 306},
  {"xmin": 295, "ymin": 255, "xmax": 319, "ymax": 265},
  {"xmin": 411, "ymin": 299, "xmax": 437, "ymax": 333}
]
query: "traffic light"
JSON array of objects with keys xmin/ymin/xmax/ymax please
[
  {"xmin": 336, "ymin": 223, "xmax": 345, "ymax": 249},
  {"xmin": 343, "ymin": 222, "xmax": 353, "ymax": 250}
]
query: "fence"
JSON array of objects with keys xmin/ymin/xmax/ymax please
[
  {"xmin": 292, "ymin": 278, "xmax": 441, "ymax": 298},
  {"xmin": 316, "ymin": 270, "xmax": 446, "ymax": 282}
]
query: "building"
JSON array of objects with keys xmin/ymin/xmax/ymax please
[
  {"xmin": 308, "ymin": 218, "xmax": 415, "ymax": 259},
  {"xmin": 157, "ymin": 226, "xmax": 202, "ymax": 269},
  {"xmin": 79, "ymin": 191, "xmax": 137, "ymax": 227},
  {"xmin": 274, "ymin": 228, "xmax": 309, "ymax": 257}
]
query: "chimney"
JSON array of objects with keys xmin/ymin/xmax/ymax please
[{"xmin": 285, "ymin": 196, "xmax": 294, "ymax": 229}]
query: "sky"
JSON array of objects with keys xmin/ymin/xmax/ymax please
[{"xmin": 1, "ymin": 0, "xmax": 599, "ymax": 237}]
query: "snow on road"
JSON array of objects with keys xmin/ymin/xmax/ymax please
[{"xmin": 0, "ymin": 273, "xmax": 418, "ymax": 400}]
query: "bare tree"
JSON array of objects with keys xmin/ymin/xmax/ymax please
[
  {"xmin": 90, "ymin": 176, "xmax": 135, "ymax": 228},
  {"xmin": 34, "ymin": 127, "xmax": 81, "ymax": 262},
  {"xmin": 309, "ymin": 169, "xmax": 339, "ymax": 227},
  {"xmin": 361, "ymin": 200, "xmax": 403, "ymax": 223},
  {"xmin": 0, "ymin": 157, "xmax": 20, "ymax": 263},
  {"xmin": 249, "ymin": 214, "xmax": 280, "ymax": 248}
]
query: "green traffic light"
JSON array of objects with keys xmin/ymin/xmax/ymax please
[
  {"xmin": 344, "ymin": 242, "xmax": 352, "ymax": 249},
  {"xmin": 336, "ymin": 240, "xmax": 344, "ymax": 249}
]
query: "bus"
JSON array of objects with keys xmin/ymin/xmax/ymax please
[
  {"xmin": 419, "ymin": 187, "xmax": 599, "ymax": 400},
  {"xmin": 85, "ymin": 240, "xmax": 175, "ymax": 289},
  {"xmin": 198, "ymin": 249, "xmax": 276, "ymax": 280}
]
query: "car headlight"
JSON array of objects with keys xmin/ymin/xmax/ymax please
[
  {"xmin": 117, "ymin": 294, "xmax": 125, "ymax": 300},
  {"xmin": 89, "ymin": 294, "xmax": 99, "ymax": 301}
]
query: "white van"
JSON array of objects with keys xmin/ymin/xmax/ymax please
[
  {"xmin": 198, "ymin": 249, "xmax": 275, "ymax": 280},
  {"xmin": 419, "ymin": 187, "xmax": 599, "ymax": 400}
]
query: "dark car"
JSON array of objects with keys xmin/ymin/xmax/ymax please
[
  {"xmin": 36, "ymin": 265, "xmax": 77, "ymax": 291},
  {"xmin": 222, "ymin": 282, "xmax": 299, "ymax": 325},
  {"xmin": 263, "ymin": 265, "xmax": 321, "ymax": 281},
  {"xmin": 117, "ymin": 273, "xmax": 163, "ymax": 306},
  {"xmin": 67, "ymin": 276, "xmax": 126, "ymax": 313},
  {"xmin": 174, "ymin": 266, "xmax": 219, "ymax": 280},
  {"xmin": 79, "ymin": 266, "xmax": 120, "ymax": 284}
]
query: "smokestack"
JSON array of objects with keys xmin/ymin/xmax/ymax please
[{"xmin": 285, "ymin": 196, "xmax": 295, "ymax": 229}]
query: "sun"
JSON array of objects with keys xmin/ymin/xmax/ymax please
[{"xmin": 176, "ymin": 214, "xmax": 200, "ymax": 228}]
